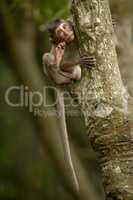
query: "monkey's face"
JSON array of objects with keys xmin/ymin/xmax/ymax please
[{"xmin": 55, "ymin": 22, "xmax": 74, "ymax": 44}]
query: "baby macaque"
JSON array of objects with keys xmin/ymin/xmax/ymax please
[
  {"xmin": 42, "ymin": 18, "xmax": 96, "ymax": 192},
  {"xmin": 43, "ymin": 18, "xmax": 96, "ymax": 85}
]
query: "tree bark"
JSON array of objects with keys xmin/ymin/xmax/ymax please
[{"xmin": 71, "ymin": 0, "xmax": 133, "ymax": 199}]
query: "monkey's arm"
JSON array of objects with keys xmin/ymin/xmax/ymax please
[
  {"xmin": 43, "ymin": 41, "xmax": 66, "ymax": 68},
  {"xmin": 60, "ymin": 55, "xmax": 96, "ymax": 72},
  {"xmin": 43, "ymin": 44, "xmax": 75, "ymax": 84}
]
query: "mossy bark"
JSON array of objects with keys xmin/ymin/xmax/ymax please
[{"xmin": 70, "ymin": 0, "xmax": 133, "ymax": 199}]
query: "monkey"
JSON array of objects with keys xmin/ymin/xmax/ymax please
[{"xmin": 42, "ymin": 18, "xmax": 96, "ymax": 192}]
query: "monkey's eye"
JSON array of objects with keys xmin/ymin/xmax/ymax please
[
  {"xmin": 63, "ymin": 24, "xmax": 66, "ymax": 29},
  {"xmin": 62, "ymin": 24, "xmax": 68, "ymax": 30}
]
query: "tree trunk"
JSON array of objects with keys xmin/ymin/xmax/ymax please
[{"xmin": 71, "ymin": 0, "xmax": 133, "ymax": 199}]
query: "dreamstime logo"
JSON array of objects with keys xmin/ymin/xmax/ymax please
[{"xmin": 4, "ymin": 85, "xmax": 81, "ymax": 116}]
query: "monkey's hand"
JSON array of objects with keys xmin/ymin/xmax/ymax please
[
  {"xmin": 79, "ymin": 55, "xmax": 96, "ymax": 68},
  {"xmin": 55, "ymin": 42, "xmax": 66, "ymax": 66}
]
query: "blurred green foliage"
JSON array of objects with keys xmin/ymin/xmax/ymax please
[{"xmin": 0, "ymin": 1, "xmax": 71, "ymax": 199}]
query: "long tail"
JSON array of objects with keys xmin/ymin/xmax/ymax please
[{"xmin": 56, "ymin": 88, "xmax": 79, "ymax": 192}]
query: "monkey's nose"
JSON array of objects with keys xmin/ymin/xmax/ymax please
[{"xmin": 63, "ymin": 31, "xmax": 68, "ymax": 36}]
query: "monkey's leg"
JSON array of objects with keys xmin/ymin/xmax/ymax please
[
  {"xmin": 54, "ymin": 68, "xmax": 81, "ymax": 84},
  {"xmin": 47, "ymin": 70, "xmax": 73, "ymax": 85}
]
